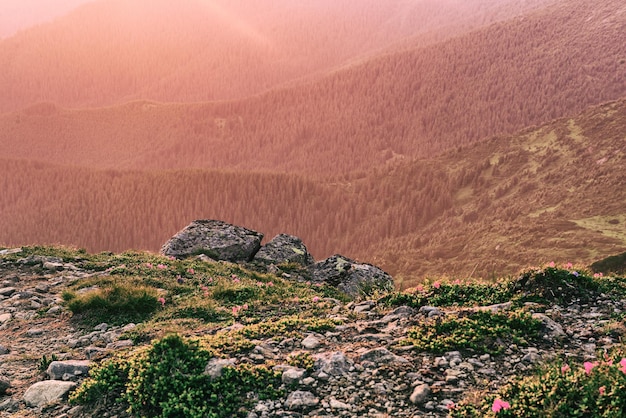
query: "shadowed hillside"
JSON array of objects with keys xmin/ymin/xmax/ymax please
[
  {"xmin": 1, "ymin": 99, "xmax": 624, "ymax": 287},
  {"xmin": 0, "ymin": 0, "xmax": 555, "ymax": 114},
  {"xmin": 1, "ymin": 0, "xmax": 623, "ymax": 176}
]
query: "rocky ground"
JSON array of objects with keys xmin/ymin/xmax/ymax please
[{"xmin": 1, "ymin": 251, "xmax": 625, "ymax": 418}]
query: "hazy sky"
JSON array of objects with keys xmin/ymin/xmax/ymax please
[{"xmin": 0, "ymin": 0, "xmax": 95, "ymax": 38}]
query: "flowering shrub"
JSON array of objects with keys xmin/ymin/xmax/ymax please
[{"xmin": 452, "ymin": 349, "xmax": 626, "ymax": 417}]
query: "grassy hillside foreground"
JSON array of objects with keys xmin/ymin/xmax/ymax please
[{"xmin": 1, "ymin": 245, "xmax": 625, "ymax": 417}]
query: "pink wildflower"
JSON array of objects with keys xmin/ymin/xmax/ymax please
[
  {"xmin": 593, "ymin": 273, "xmax": 603, "ymax": 278},
  {"xmin": 584, "ymin": 361, "xmax": 597, "ymax": 375},
  {"xmin": 157, "ymin": 297, "xmax": 166, "ymax": 306},
  {"xmin": 312, "ymin": 296, "xmax": 320, "ymax": 303},
  {"xmin": 619, "ymin": 358, "xmax": 626, "ymax": 374},
  {"xmin": 157, "ymin": 264, "xmax": 167, "ymax": 270},
  {"xmin": 561, "ymin": 364, "xmax": 570, "ymax": 373},
  {"xmin": 145, "ymin": 263, "xmax": 153, "ymax": 268},
  {"xmin": 415, "ymin": 284, "xmax": 424, "ymax": 292},
  {"xmin": 433, "ymin": 282, "xmax": 441, "ymax": 289},
  {"xmin": 454, "ymin": 279, "xmax": 461, "ymax": 285},
  {"xmin": 267, "ymin": 281, "xmax": 274, "ymax": 287},
  {"xmin": 492, "ymin": 399, "xmax": 511, "ymax": 413},
  {"xmin": 187, "ymin": 268, "xmax": 195, "ymax": 275},
  {"xmin": 599, "ymin": 386, "xmax": 606, "ymax": 395},
  {"xmin": 232, "ymin": 278, "xmax": 241, "ymax": 283},
  {"xmin": 564, "ymin": 262, "xmax": 573, "ymax": 269},
  {"xmin": 548, "ymin": 261, "xmax": 556, "ymax": 268},
  {"xmin": 242, "ymin": 304, "xmax": 249, "ymax": 310},
  {"xmin": 446, "ymin": 402, "xmax": 456, "ymax": 410},
  {"xmin": 168, "ymin": 256, "xmax": 175, "ymax": 260},
  {"xmin": 256, "ymin": 281, "xmax": 264, "ymax": 287}
]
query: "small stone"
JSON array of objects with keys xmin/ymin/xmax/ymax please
[
  {"xmin": 284, "ymin": 391, "xmax": 319, "ymax": 410},
  {"xmin": 329, "ymin": 399, "xmax": 351, "ymax": 410},
  {"xmin": 282, "ymin": 368, "xmax": 306, "ymax": 385},
  {"xmin": 106, "ymin": 340, "xmax": 133, "ymax": 350},
  {"xmin": 0, "ymin": 313, "xmax": 11, "ymax": 324},
  {"xmin": 410, "ymin": 384, "xmax": 431, "ymax": 404},
  {"xmin": 94, "ymin": 323, "xmax": 108, "ymax": 332},
  {"xmin": 0, "ymin": 287, "xmax": 17, "ymax": 297},
  {"xmin": 47, "ymin": 306, "xmax": 63, "ymax": 315},
  {"xmin": 301, "ymin": 335, "xmax": 321, "ymax": 350},
  {"xmin": 0, "ymin": 377, "xmax": 10, "ymax": 394},
  {"xmin": 301, "ymin": 377, "xmax": 315, "ymax": 386},
  {"xmin": 47, "ymin": 360, "xmax": 91, "ymax": 381},
  {"xmin": 0, "ymin": 345, "xmax": 9, "ymax": 355},
  {"xmin": 204, "ymin": 358, "xmax": 236, "ymax": 381},
  {"xmin": 27, "ymin": 328, "xmax": 44, "ymax": 336}
]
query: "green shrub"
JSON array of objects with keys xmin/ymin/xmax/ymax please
[
  {"xmin": 287, "ymin": 352, "xmax": 315, "ymax": 371},
  {"xmin": 512, "ymin": 266, "xmax": 599, "ymax": 304},
  {"xmin": 72, "ymin": 334, "xmax": 283, "ymax": 418},
  {"xmin": 404, "ymin": 310, "xmax": 542, "ymax": 355}
]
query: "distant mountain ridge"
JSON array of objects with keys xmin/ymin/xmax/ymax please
[
  {"xmin": 0, "ymin": 0, "xmax": 623, "ymax": 176},
  {"xmin": 0, "ymin": 0, "xmax": 556, "ymax": 113}
]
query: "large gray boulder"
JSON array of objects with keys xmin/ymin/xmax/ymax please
[
  {"xmin": 253, "ymin": 234, "xmax": 314, "ymax": 266},
  {"xmin": 308, "ymin": 255, "xmax": 393, "ymax": 298},
  {"xmin": 161, "ymin": 220, "xmax": 263, "ymax": 262},
  {"xmin": 23, "ymin": 380, "xmax": 76, "ymax": 407}
]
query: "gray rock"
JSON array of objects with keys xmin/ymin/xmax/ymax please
[
  {"xmin": 23, "ymin": 380, "xmax": 76, "ymax": 407},
  {"xmin": 0, "ymin": 287, "xmax": 16, "ymax": 297},
  {"xmin": 161, "ymin": 220, "xmax": 263, "ymax": 262},
  {"xmin": 282, "ymin": 368, "xmax": 306, "ymax": 385},
  {"xmin": 532, "ymin": 313, "xmax": 566, "ymax": 339},
  {"xmin": 253, "ymin": 234, "xmax": 314, "ymax": 266},
  {"xmin": 358, "ymin": 347, "xmax": 409, "ymax": 365},
  {"xmin": 308, "ymin": 255, "xmax": 393, "ymax": 298},
  {"xmin": 204, "ymin": 358, "xmax": 236, "ymax": 381},
  {"xmin": 301, "ymin": 335, "xmax": 321, "ymax": 350},
  {"xmin": 380, "ymin": 306, "xmax": 417, "ymax": 323},
  {"xmin": 329, "ymin": 399, "xmax": 351, "ymax": 410},
  {"xmin": 314, "ymin": 351, "xmax": 353, "ymax": 376},
  {"xmin": 0, "ymin": 345, "xmax": 9, "ymax": 355},
  {"xmin": 284, "ymin": 390, "xmax": 319, "ymax": 410},
  {"xmin": 0, "ymin": 377, "xmax": 9, "ymax": 394},
  {"xmin": 410, "ymin": 384, "xmax": 431, "ymax": 404},
  {"xmin": 47, "ymin": 360, "xmax": 91, "ymax": 381}
]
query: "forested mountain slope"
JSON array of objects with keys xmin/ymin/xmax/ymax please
[{"xmin": 1, "ymin": 99, "xmax": 624, "ymax": 287}]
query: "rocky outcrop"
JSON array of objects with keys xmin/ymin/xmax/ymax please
[
  {"xmin": 161, "ymin": 220, "xmax": 263, "ymax": 262},
  {"xmin": 308, "ymin": 254, "xmax": 394, "ymax": 298},
  {"xmin": 253, "ymin": 234, "xmax": 314, "ymax": 266}
]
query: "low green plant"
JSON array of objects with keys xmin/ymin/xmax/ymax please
[
  {"xmin": 452, "ymin": 348, "xmax": 626, "ymax": 417},
  {"xmin": 287, "ymin": 352, "xmax": 315, "ymax": 371},
  {"xmin": 39, "ymin": 354, "xmax": 58, "ymax": 372},
  {"xmin": 72, "ymin": 334, "xmax": 283, "ymax": 418},
  {"xmin": 403, "ymin": 310, "xmax": 542, "ymax": 355},
  {"xmin": 63, "ymin": 283, "xmax": 159, "ymax": 325},
  {"xmin": 381, "ymin": 281, "xmax": 514, "ymax": 308}
]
